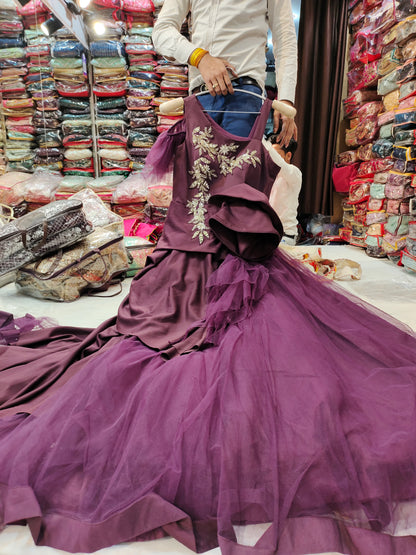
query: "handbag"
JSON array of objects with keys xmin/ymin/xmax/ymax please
[
  {"xmin": 0, "ymin": 199, "xmax": 92, "ymax": 277},
  {"xmin": 15, "ymin": 228, "xmax": 130, "ymax": 302}
]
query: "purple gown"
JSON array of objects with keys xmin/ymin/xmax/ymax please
[{"xmin": 2, "ymin": 96, "xmax": 416, "ymax": 555}]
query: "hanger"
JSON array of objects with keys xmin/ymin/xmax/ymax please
[{"xmin": 160, "ymin": 90, "xmax": 297, "ymax": 119}]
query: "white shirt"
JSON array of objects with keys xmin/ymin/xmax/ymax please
[
  {"xmin": 263, "ymin": 140, "xmax": 302, "ymax": 236},
  {"xmin": 152, "ymin": 0, "xmax": 297, "ymax": 103}
]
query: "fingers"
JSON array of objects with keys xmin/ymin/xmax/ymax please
[
  {"xmin": 274, "ymin": 112, "xmax": 297, "ymax": 148},
  {"xmin": 212, "ymin": 60, "xmax": 237, "ymax": 95},
  {"xmin": 198, "ymin": 54, "xmax": 237, "ymax": 96},
  {"xmin": 279, "ymin": 117, "xmax": 293, "ymax": 148},
  {"xmin": 273, "ymin": 110, "xmax": 281, "ymax": 134}
]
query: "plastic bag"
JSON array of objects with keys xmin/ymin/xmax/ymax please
[
  {"xmin": 377, "ymin": 67, "xmax": 400, "ymax": 95},
  {"xmin": 112, "ymin": 171, "xmax": 148, "ymax": 203},
  {"xmin": 372, "ymin": 138, "xmax": 394, "ymax": 157},
  {"xmin": 93, "ymin": 83, "xmax": 127, "ymax": 97},
  {"xmin": 383, "ymin": 89, "xmax": 400, "ymax": 111},
  {"xmin": 64, "ymin": 149, "xmax": 93, "ymax": 161},
  {"xmin": 401, "ymin": 36, "xmax": 416, "ymax": 59},
  {"xmin": 58, "ymin": 175, "xmax": 90, "ymax": 192},
  {"xmin": 56, "ymin": 82, "xmax": 89, "ymax": 97},
  {"xmin": 87, "ymin": 175, "xmax": 124, "ymax": 192},
  {"xmin": 23, "ymin": 169, "xmax": 63, "ymax": 203},
  {"xmin": 51, "ymin": 41, "xmax": 85, "ymax": 58},
  {"xmin": 98, "ymin": 148, "xmax": 129, "ymax": 161}
]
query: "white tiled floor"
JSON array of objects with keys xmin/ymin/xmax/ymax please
[{"xmin": 0, "ymin": 244, "xmax": 415, "ymax": 555}]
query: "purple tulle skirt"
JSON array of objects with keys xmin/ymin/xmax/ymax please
[{"xmin": 2, "ymin": 250, "xmax": 416, "ymax": 554}]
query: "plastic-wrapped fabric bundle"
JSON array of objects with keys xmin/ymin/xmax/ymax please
[
  {"xmin": 86, "ymin": 175, "xmax": 125, "ymax": 193},
  {"xmin": 21, "ymin": 169, "xmax": 63, "ymax": 203},
  {"xmin": 112, "ymin": 170, "xmax": 148, "ymax": 204},
  {"xmin": 90, "ymin": 35, "xmax": 129, "ymax": 175},
  {"xmin": 51, "ymin": 57, "xmax": 84, "ymax": 69},
  {"xmin": 53, "ymin": 37, "xmax": 91, "ymax": 173},
  {"xmin": 0, "ymin": 8, "xmax": 41, "ymax": 172},
  {"xmin": 90, "ymin": 40, "xmax": 125, "ymax": 58},
  {"xmin": 97, "ymin": 134, "xmax": 128, "ymax": 148},
  {"xmin": 51, "ymin": 41, "xmax": 85, "ymax": 58}
]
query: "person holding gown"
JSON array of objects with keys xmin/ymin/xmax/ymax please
[{"xmin": 152, "ymin": 0, "xmax": 298, "ymax": 141}]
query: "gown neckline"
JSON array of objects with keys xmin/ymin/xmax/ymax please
[{"xmin": 186, "ymin": 94, "xmax": 272, "ymax": 143}]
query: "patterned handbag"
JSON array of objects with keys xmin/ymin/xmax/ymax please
[
  {"xmin": 15, "ymin": 228, "xmax": 130, "ymax": 302},
  {"xmin": 0, "ymin": 199, "xmax": 93, "ymax": 277}
]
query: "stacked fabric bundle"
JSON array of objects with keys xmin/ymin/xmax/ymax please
[
  {"xmin": 25, "ymin": 26, "xmax": 62, "ymax": 173},
  {"xmin": 121, "ymin": 0, "xmax": 159, "ymax": 172},
  {"xmin": 0, "ymin": 3, "xmax": 34, "ymax": 173},
  {"xmin": 389, "ymin": 14, "xmax": 416, "ymax": 271},
  {"xmin": 91, "ymin": 38, "xmax": 130, "ymax": 177},
  {"xmin": 362, "ymin": 13, "xmax": 416, "ymax": 263},
  {"xmin": 22, "ymin": 168, "xmax": 63, "ymax": 210},
  {"xmin": 51, "ymin": 32, "xmax": 93, "ymax": 179},
  {"xmin": 112, "ymin": 169, "xmax": 148, "ymax": 219},
  {"xmin": 152, "ymin": 1, "xmax": 188, "ymax": 134},
  {"xmin": 17, "ymin": 0, "xmax": 48, "ymax": 32},
  {"xmin": 337, "ymin": 0, "xmax": 416, "ymax": 265},
  {"xmin": 0, "ymin": 122, "xmax": 5, "ymax": 175}
]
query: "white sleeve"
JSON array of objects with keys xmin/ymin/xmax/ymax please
[
  {"xmin": 152, "ymin": 0, "xmax": 195, "ymax": 65},
  {"xmin": 268, "ymin": 0, "xmax": 298, "ymax": 104}
]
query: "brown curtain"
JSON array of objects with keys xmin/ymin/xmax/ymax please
[{"xmin": 293, "ymin": 0, "xmax": 349, "ymax": 215}]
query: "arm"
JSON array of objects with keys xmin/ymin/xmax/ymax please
[
  {"xmin": 152, "ymin": 0, "xmax": 237, "ymax": 96},
  {"xmin": 268, "ymin": 0, "xmax": 298, "ymax": 146},
  {"xmin": 152, "ymin": 0, "xmax": 194, "ymax": 65}
]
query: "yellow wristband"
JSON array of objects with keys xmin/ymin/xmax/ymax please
[{"xmin": 189, "ymin": 48, "xmax": 208, "ymax": 68}]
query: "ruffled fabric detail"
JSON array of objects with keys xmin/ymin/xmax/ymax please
[
  {"xmin": 142, "ymin": 119, "xmax": 185, "ymax": 178},
  {"xmin": 0, "ymin": 311, "xmax": 55, "ymax": 345},
  {"xmin": 204, "ymin": 254, "xmax": 269, "ymax": 344},
  {"xmin": 208, "ymin": 182, "xmax": 283, "ymax": 261}
]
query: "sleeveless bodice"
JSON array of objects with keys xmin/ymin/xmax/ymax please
[{"xmin": 157, "ymin": 95, "xmax": 283, "ymax": 255}]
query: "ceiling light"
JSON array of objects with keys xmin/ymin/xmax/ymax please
[
  {"xmin": 78, "ymin": 0, "xmax": 91, "ymax": 8},
  {"xmin": 93, "ymin": 20, "xmax": 106, "ymax": 35},
  {"xmin": 40, "ymin": 14, "xmax": 64, "ymax": 36}
]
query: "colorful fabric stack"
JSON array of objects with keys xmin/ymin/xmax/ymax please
[
  {"xmin": 0, "ymin": 0, "xmax": 25, "ymax": 175},
  {"xmin": 51, "ymin": 32, "xmax": 92, "ymax": 179},
  {"xmin": 152, "ymin": 2, "xmax": 189, "ymax": 134},
  {"xmin": 337, "ymin": 0, "xmax": 416, "ymax": 270},
  {"xmin": 91, "ymin": 37, "xmax": 130, "ymax": 178},
  {"xmin": 0, "ymin": 2, "xmax": 34, "ymax": 173},
  {"xmin": 391, "ymin": 14, "xmax": 416, "ymax": 272},
  {"xmin": 122, "ymin": 0, "xmax": 159, "ymax": 172},
  {"xmin": 26, "ymin": 27, "xmax": 61, "ymax": 174},
  {"xmin": 0, "ymin": 107, "xmax": 5, "ymax": 175}
]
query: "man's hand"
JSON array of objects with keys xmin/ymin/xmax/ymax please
[
  {"xmin": 197, "ymin": 54, "xmax": 238, "ymax": 96},
  {"xmin": 273, "ymin": 100, "xmax": 298, "ymax": 148}
]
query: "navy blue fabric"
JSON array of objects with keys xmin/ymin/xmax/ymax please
[
  {"xmin": 51, "ymin": 41, "xmax": 85, "ymax": 58},
  {"xmin": 90, "ymin": 41, "xmax": 125, "ymax": 58},
  {"xmin": 196, "ymin": 83, "xmax": 263, "ymax": 138},
  {"xmin": 0, "ymin": 38, "xmax": 24, "ymax": 47}
]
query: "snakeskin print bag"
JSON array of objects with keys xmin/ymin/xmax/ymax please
[
  {"xmin": 0, "ymin": 199, "xmax": 92, "ymax": 277},
  {"xmin": 15, "ymin": 228, "xmax": 129, "ymax": 302}
]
